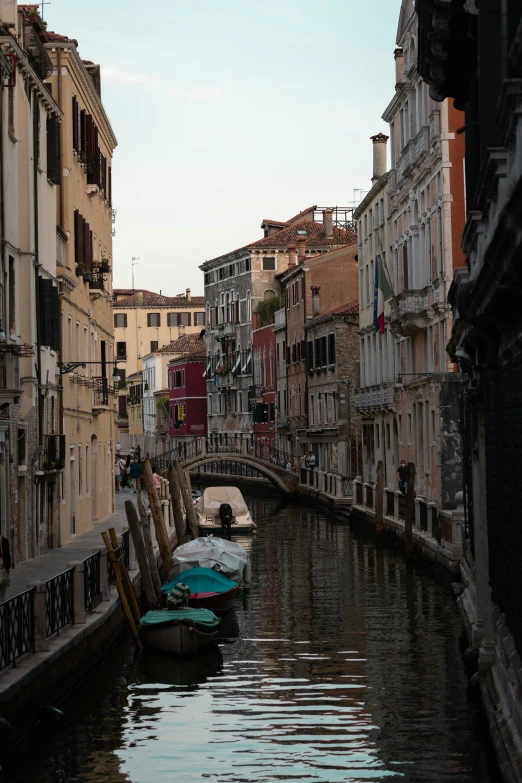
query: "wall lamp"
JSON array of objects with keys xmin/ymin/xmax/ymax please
[{"xmin": 57, "ymin": 360, "xmax": 121, "ymax": 381}]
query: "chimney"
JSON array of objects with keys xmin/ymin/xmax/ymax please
[
  {"xmin": 135, "ymin": 290, "xmax": 143, "ymax": 306},
  {"xmin": 0, "ymin": 0, "xmax": 17, "ymax": 26},
  {"xmin": 394, "ymin": 48, "xmax": 404, "ymax": 87},
  {"xmin": 297, "ymin": 235, "xmax": 306, "ymax": 263},
  {"xmin": 186, "ymin": 287, "xmax": 191, "ymax": 301},
  {"xmin": 287, "ymin": 245, "xmax": 297, "ymax": 268},
  {"xmin": 311, "ymin": 286, "xmax": 321, "ymax": 317},
  {"xmin": 323, "ymin": 209, "xmax": 333, "ymax": 238},
  {"xmin": 370, "ymin": 133, "xmax": 389, "ymax": 182}
]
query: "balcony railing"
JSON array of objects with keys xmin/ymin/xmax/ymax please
[
  {"xmin": 354, "ymin": 383, "xmax": 396, "ymax": 411},
  {"xmin": 390, "ymin": 287, "xmax": 431, "ymax": 337},
  {"xmin": 93, "ymin": 377, "xmax": 109, "ymax": 407},
  {"xmin": 429, "ymin": 110, "xmax": 440, "ymax": 142},
  {"xmin": 397, "ymin": 143, "xmax": 413, "ymax": 181},
  {"xmin": 274, "ymin": 308, "xmax": 286, "ymax": 329}
]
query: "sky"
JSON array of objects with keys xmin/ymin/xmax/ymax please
[{"xmin": 43, "ymin": 0, "xmax": 401, "ymax": 296}]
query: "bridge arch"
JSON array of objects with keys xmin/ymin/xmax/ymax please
[{"xmin": 182, "ymin": 454, "xmax": 292, "ymax": 496}]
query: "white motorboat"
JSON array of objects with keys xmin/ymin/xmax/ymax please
[{"xmin": 195, "ymin": 486, "xmax": 256, "ymax": 534}]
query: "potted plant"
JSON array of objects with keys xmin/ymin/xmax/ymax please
[
  {"xmin": 83, "ymin": 271, "xmax": 93, "ymax": 283},
  {"xmin": 77, "ymin": 262, "xmax": 87, "ymax": 277},
  {"xmin": 100, "ymin": 257, "xmax": 111, "ymax": 273}
]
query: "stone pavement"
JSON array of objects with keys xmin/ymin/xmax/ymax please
[{"xmin": 3, "ymin": 489, "xmax": 137, "ymax": 601}]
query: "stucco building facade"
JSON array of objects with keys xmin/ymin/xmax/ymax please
[{"xmin": 46, "ymin": 24, "xmax": 118, "ymax": 541}]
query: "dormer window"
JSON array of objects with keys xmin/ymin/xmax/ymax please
[{"xmin": 296, "ymin": 230, "xmax": 308, "ymax": 235}]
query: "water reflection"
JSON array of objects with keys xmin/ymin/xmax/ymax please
[{"xmin": 3, "ymin": 492, "xmax": 497, "ymax": 783}]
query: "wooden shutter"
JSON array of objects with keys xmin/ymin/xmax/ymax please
[
  {"xmin": 74, "ymin": 210, "xmax": 83, "ymax": 267},
  {"xmin": 328, "ymin": 333, "xmax": 336, "ymax": 365},
  {"xmin": 39, "ymin": 278, "xmax": 54, "ymax": 348},
  {"xmin": 108, "ymin": 166, "xmax": 112, "ymax": 206},
  {"xmin": 72, "ymin": 97, "xmax": 78, "ymax": 151},
  {"xmin": 86, "ymin": 115, "xmax": 94, "ymax": 183},
  {"xmin": 76, "ymin": 101, "xmax": 81, "ymax": 154},
  {"xmin": 46, "ymin": 116, "xmax": 60, "ymax": 185},
  {"xmin": 50, "ymin": 284, "xmax": 59, "ymax": 351},
  {"xmin": 80, "ymin": 109, "xmax": 86, "ymax": 155}
]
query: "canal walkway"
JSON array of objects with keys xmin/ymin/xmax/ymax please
[{"xmin": 3, "ymin": 490, "xmax": 131, "ymax": 602}]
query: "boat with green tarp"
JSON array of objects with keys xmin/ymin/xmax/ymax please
[{"xmin": 139, "ymin": 608, "xmax": 221, "ymax": 655}]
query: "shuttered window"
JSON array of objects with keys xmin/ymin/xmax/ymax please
[
  {"xmin": 195, "ymin": 312, "xmax": 205, "ymax": 326},
  {"xmin": 114, "ymin": 314, "xmax": 127, "ymax": 328},
  {"xmin": 86, "ymin": 114, "xmax": 95, "ymax": 182},
  {"xmin": 307, "ymin": 341, "xmax": 314, "ymax": 370},
  {"xmin": 108, "ymin": 166, "xmax": 112, "ymax": 206},
  {"xmin": 328, "ymin": 333, "xmax": 336, "ymax": 365},
  {"xmin": 39, "ymin": 278, "xmax": 59, "ymax": 351},
  {"xmin": 147, "ymin": 313, "xmax": 161, "ymax": 327},
  {"xmin": 74, "ymin": 209, "xmax": 83, "ymax": 268},
  {"xmin": 72, "ymin": 96, "xmax": 78, "ymax": 151},
  {"xmin": 116, "ymin": 342, "xmax": 126, "ymax": 357},
  {"xmin": 150, "ymin": 341, "xmax": 158, "ymax": 352},
  {"xmin": 46, "ymin": 116, "xmax": 61, "ymax": 185}
]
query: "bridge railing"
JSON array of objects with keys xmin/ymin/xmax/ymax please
[
  {"xmin": 246, "ymin": 440, "xmax": 293, "ymax": 470},
  {"xmin": 150, "ymin": 439, "xmax": 201, "ymax": 474}
]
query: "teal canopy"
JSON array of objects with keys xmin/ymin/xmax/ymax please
[
  {"xmin": 140, "ymin": 608, "xmax": 220, "ymax": 629},
  {"xmin": 161, "ymin": 567, "xmax": 237, "ymax": 596}
]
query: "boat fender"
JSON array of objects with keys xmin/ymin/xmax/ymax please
[
  {"xmin": 243, "ymin": 564, "xmax": 252, "ymax": 586},
  {"xmin": 166, "ymin": 583, "xmax": 190, "ymax": 610}
]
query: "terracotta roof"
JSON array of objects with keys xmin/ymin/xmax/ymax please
[
  {"xmin": 157, "ymin": 334, "xmax": 205, "ymax": 354},
  {"xmin": 113, "ymin": 288, "xmax": 135, "ymax": 295},
  {"xmin": 113, "ymin": 290, "xmax": 204, "ymax": 308},
  {"xmin": 327, "ymin": 300, "xmax": 359, "ymax": 317},
  {"xmin": 250, "ymin": 221, "xmax": 356, "ymax": 249},
  {"xmin": 45, "ymin": 30, "xmax": 78, "ymax": 45},
  {"xmin": 261, "ymin": 205, "xmax": 317, "ymax": 229},
  {"xmin": 204, "ymin": 219, "xmax": 356, "ymax": 265},
  {"xmin": 169, "ymin": 346, "xmax": 206, "ymax": 364}
]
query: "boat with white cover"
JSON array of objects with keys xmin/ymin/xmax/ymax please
[
  {"xmin": 171, "ymin": 535, "xmax": 251, "ymax": 584},
  {"xmin": 195, "ymin": 486, "xmax": 256, "ymax": 534}
]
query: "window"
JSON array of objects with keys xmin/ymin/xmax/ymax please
[
  {"xmin": 114, "ymin": 313, "xmax": 127, "ymax": 328},
  {"xmin": 147, "ymin": 313, "xmax": 160, "ymax": 327},
  {"xmin": 328, "ymin": 333, "xmax": 336, "ymax": 365},
  {"xmin": 407, "ymin": 412, "xmax": 412, "ymax": 445},
  {"xmin": 150, "ymin": 341, "xmax": 158, "ymax": 352},
  {"xmin": 116, "ymin": 342, "xmax": 126, "ymax": 358},
  {"xmin": 46, "ymin": 116, "xmax": 61, "ymax": 185},
  {"xmin": 262, "ymin": 257, "xmax": 276, "ymax": 270},
  {"xmin": 8, "ymin": 255, "xmax": 15, "ymax": 333},
  {"xmin": 195, "ymin": 312, "xmax": 205, "ymax": 326},
  {"xmin": 78, "ymin": 445, "xmax": 83, "ymax": 498},
  {"xmin": 310, "ymin": 395, "xmax": 315, "ymax": 424}
]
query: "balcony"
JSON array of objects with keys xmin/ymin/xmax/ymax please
[
  {"xmin": 92, "ymin": 377, "xmax": 112, "ymax": 413},
  {"xmin": 0, "ymin": 344, "xmax": 32, "ymax": 404},
  {"xmin": 40, "ymin": 434, "xmax": 66, "ymax": 472},
  {"xmin": 274, "ymin": 308, "xmax": 286, "ymax": 329},
  {"xmin": 354, "ymin": 383, "xmax": 397, "ymax": 412},
  {"xmin": 215, "ymin": 322, "xmax": 236, "ymax": 341},
  {"xmin": 429, "ymin": 110, "xmax": 441, "ymax": 142},
  {"xmin": 390, "ymin": 287, "xmax": 431, "ymax": 337},
  {"xmin": 412, "ymin": 126, "xmax": 429, "ymax": 166},
  {"xmin": 396, "ymin": 143, "xmax": 413, "ymax": 181}
]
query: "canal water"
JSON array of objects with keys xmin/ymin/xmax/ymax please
[{"xmin": 3, "ymin": 490, "xmax": 497, "ymax": 782}]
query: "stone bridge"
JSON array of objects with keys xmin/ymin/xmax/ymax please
[{"xmin": 150, "ymin": 438, "xmax": 299, "ymax": 496}]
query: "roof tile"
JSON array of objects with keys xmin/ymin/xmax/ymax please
[
  {"xmin": 113, "ymin": 290, "xmax": 204, "ymax": 308},
  {"xmin": 157, "ymin": 334, "xmax": 205, "ymax": 354}
]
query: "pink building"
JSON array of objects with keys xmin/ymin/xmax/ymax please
[
  {"xmin": 252, "ymin": 318, "xmax": 276, "ymax": 446},
  {"xmin": 168, "ymin": 346, "xmax": 207, "ymax": 450}
]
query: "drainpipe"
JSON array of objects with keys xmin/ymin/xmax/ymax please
[{"xmin": 33, "ymin": 93, "xmax": 42, "ymax": 445}]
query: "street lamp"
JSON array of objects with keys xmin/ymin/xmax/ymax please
[{"xmin": 57, "ymin": 359, "xmax": 123, "ymax": 379}]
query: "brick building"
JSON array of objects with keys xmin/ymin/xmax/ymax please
[
  {"xmin": 252, "ymin": 318, "xmax": 276, "ymax": 446},
  {"xmin": 168, "ymin": 344, "xmax": 207, "ymax": 452},
  {"xmin": 201, "ymin": 206, "xmax": 354, "ymax": 448},
  {"xmin": 304, "ymin": 301, "xmax": 361, "ymax": 476},
  {"xmin": 276, "ymin": 234, "xmax": 358, "ymax": 460}
]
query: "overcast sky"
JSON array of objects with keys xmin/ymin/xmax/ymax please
[{"xmin": 44, "ymin": 0, "xmax": 400, "ymax": 295}]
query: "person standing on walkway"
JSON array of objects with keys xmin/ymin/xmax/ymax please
[
  {"xmin": 397, "ymin": 460, "xmax": 407, "ymax": 494},
  {"xmin": 308, "ymin": 451, "xmax": 316, "ymax": 470},
  {"xmin": 130, "ymin": 458, "xmax": 142, "ymax": 493},
  {"xmin": 114, "ymin": 458, "xmax": 121, "ymax": 491},
  {"xmin": 0, "ymin": 535, "xmax": 12, "ymax": 602}
]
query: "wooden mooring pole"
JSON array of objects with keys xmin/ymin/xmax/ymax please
[
  {"xmin": 404, "ymin": 462, "xmax": 416, "ymax": 557},
  {"xmin": 174, "ymin": 460, "xmax": 199, "ymax": 540},
  {"xmin": 168, "ymin": 464, "xmax": 186, "ymax": 547},
  {"xmin": 137, "ymin": 491, "xmax": 162, "ymax": 598},
  {"xmin": 375, "ymin": 460, "xmax": 384, "ymax": 535},
  {"xmin": 141, "ymin": 458, "xmax": 173, "ymax": 575},
  {"xmin": 124, "ymin": 501, "xmax": 157, "ymax": 611}
]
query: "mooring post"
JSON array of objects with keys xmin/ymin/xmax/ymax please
[
  {"xmin": 405, "ymin": 462, "xmax": 416, "ymax": 557},
  {"xmin": 375, "ymin": 460, "xmax": 384, "ymax": 534}
]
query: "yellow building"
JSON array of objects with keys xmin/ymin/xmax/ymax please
[
  {"xmin": 45, "ymin": 29, "xmax": 117, "ymax": 540},
  {"xmin": 113, "ymin": 288, "xmax": 205, "ymax": 381},
  {"xmin": 127, "ymin": 371, "xmax": 143, "ymax": 445}
]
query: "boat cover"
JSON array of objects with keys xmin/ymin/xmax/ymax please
[
  {"xmin": 161, "ymin": 567, "xmax": 237, "ymax": 595},
  {"xmin": 196, "ymin": 486, "xmax": 248, "ymax": 515},
  {"xmin": 171, "ymin": 535, "xmax": 250, "ymax": 583},
  {"xmin": 140, "ymin": 608, "xmax": 220, "ymax": 629}
]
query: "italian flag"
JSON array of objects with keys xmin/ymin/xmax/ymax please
[{"xmin": 373, "ymin": 254, "xmax": 394, "ymax": 335}]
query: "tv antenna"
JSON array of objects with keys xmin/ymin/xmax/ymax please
[
  {"xmin": 131, "ymin": 257, "xmax": 140, "ymax": 290},
  {"xmin": 40, "ymin": 0, "xmax": 51, "ymax": 20}
]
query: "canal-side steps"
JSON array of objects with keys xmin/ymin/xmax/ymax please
[
  {"xmin": 350, "ymin": 479, "xmax": 463, "ymax": 575},
  {"xmin": 0, "ymin": 478, "xmax": 175, "ymax": 742}
]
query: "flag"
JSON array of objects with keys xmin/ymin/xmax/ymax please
[{"xmin": 373, "ymin": 254, "xmax": 394, "ymax": 335}]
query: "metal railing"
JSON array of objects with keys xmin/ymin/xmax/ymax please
[
  {"xmin": 356, "ymin": 482, "xmax": 363, "ymax": 505},
  {"xmin": 419, "ymin": 500, "xmax": 428, "ymax": 532},
  {"xmin": 398, "ymin": 493, "xmax": 406, "ymax": 520},
  {"xmin": 341, "ymin": 477, "xmax": 353, "ymax": 497},
  {"xmin": 45, "ymin": 568, "xmax": 74, "ymax": 638},
  {"xmin": 0, "ymin": 588, "xmax": 35, "ymax": 671},
  {"xmin": 246, "ymin": 440, "xmax": 292, "ymax": 470},
  {"xmin": 150, "ymin": 439, "xmax": 200, "ymax": 474},
  {"xmin": 84, "ymin": 552, "xmax": 101, "ymax": 612}
]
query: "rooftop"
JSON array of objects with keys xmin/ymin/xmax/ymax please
[
  {"xmin": 157, "ymin": 334, "xmax": 205, "ymax": 354},
  {"xmin": 113, "ymin": 290, "xmax": 204, "ymax": 308}
]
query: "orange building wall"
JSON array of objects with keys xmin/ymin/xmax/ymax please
[{"xmin": 447, "ymin": 104, "xmax": 467, "ymax": 270}]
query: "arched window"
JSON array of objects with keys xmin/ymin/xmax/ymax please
[
  {"xmin": 225, "ymin": 292, "xmax": 230, "ymax": 324},
  {"xmin": 246, "ymin": 291, "xmax": 252, "ymax": 322},
  {"xmin": 263, "ymin": 289, "xmax": 276, "ymax": 301}
]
